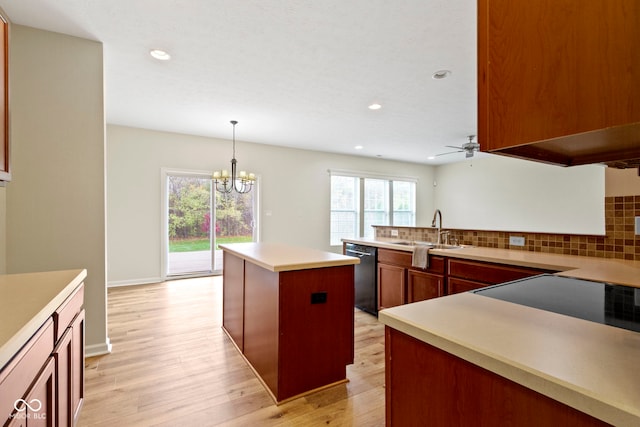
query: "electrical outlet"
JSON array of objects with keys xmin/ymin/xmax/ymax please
[
  {"xmin": 391, "ymin": 229, "xmax": 399, "ymax": 237},
  {"xmin": 509, "ymin": 236, "xmax": 525, "ymax": 246}
]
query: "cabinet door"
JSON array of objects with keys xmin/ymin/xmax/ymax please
[
  {"xmin": 25, "ymin": 357, "xmax": 55, "ymax": 427},
  {"xmin": 478, "ymin": 0, "xmax": 640, "ymax": 163},
  {"xmin": 70, "ymin": 310, "xmax": 84, "ymax": 426},
  {"xmin": 407, "ymin": 271, "xmax": 443, "ymax": 303},
  {"xmin": 0, "ymin": 11, "xmax": 8, "ymax": 181},
  {"xmin": 53, "ymin": 328, "xmax": 72, "ymax": 427},
  {"xmin": 378, "ymin": 263, "xmax": 406, "ymax": 310},
  {"xmin": 448, "ymin": 277, "xmax": 488, "ymax": 295}
]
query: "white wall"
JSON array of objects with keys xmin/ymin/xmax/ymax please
[
  {"xmin": 107, "ymin": 125, "xmax": 436, "ymax": 285},
  {"xmin": 433, "ymin": 154, "xmax": 605, "ymax": 234},
  {"xmin": 7, "ymin": 26, "xmax": 108, "ymax": 355}
]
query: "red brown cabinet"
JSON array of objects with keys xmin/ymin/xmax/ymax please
[
  {"xmin": 0, "ymin": 7, "xmax": 9, "ymax": 181},
  {"xmin": 222, "ymin": 248, "xmax": 355, "ymax": 403},
  {"xmin": 1, "ymin": 282, "xmax": 85, "ymax": 427},
  {"xmin": 447, "ymin": 258, "xmax": 551, "ymax": 294},
  {"xmin": 377, "ymin": 248, "xmax": 445, "ymax": 310},
  {"xmin": 478, "ymin": 0, "xmax": 640, "ymax": 166},
  {"xmin": 385, "ymin": 327, "xmax": 610, "ymax": 426}
]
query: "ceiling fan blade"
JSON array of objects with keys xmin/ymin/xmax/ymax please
[
  {"xmin": 435, "ymin": 150, "xmax": 463, "ymax": 157},
  {"xmin": 445, "ymin": 145, "xmax": 464, "ymax": 150}
]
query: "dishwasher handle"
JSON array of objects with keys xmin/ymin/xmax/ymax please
[{"xmin": 347, "ymin": 250, "xmax": 372, "ymax": 257}]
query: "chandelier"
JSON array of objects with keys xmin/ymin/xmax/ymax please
[{"xmin": 213, "ymin": 120, "xmax": 255, "ymax": 194}]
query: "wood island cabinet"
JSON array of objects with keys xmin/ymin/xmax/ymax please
[
  {"xmin": 377, "ymin": 248, "xmax": 445, "ymax": 310},
  {"xmin": 221, "ymin": 246, "xmax": 356, "ymax": 403},
  {"xmin": 385, "ymin": 327, "xmax": 610, "ymax": 426},
  {"xmin": 478, "ymin": 0, "xmax": 640, "ymax": 166}
]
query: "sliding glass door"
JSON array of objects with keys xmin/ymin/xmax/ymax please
[
  {"xmin": 166, "ymin": 173, "xmax": 214, "ymax": 276},
  {"xmin": 163, "ymin": 169, "xmax": 258, "ymax": 278}
]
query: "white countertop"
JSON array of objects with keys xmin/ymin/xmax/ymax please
[
  {"xmin": 0, "ymin": 269, "xmax": 87, "ymax": 369},
  {"xmin": 343, "ymin": 237, "xmax": 640, "ymax": 288},
  {"xmin": 220, "ymin": 242, "xmax": 359, "ymax": 272},
  {"xmin": 379, "ymin": 292, "xmax": 640, "ymax": 426}
]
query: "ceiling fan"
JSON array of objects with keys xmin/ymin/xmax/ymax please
[{"xmin": 436, "ymin": 135, "xmax": 479, "ymax": 158}]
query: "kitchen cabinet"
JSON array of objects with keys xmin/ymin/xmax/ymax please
[
  {"xmin": 377, "ymin": 248, "xmax": 445, "ymax": 310},
  {"xmin": 407, "ymin": 270, "xmax": 443, "ymax": 304},
  {"xmin": 1, "ymin": 282, "xmax": 85, "ymax": 426},
  {"xmin": 385, "ymin": 327, "xmax": 609, "ymax": 426},
  {"xmin": 478, "ymin": 0, "xmax": 640, "ymax": 166},
  {"xmin": 221, "ymin": 245, "xmax": 356, "ymax": 403},
  {"xmin": 0, "ymin": 7, "xmax": 8, "ymax": 181},
  {"xmin": 448, "ymin": 258, "xmax": 552, "ymax": 294}
]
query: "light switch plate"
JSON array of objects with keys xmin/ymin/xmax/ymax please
[
  {"xmin": 391, "ymin": 229, "xmax": 399, "ymax": 237},
  {"xmin": 636, "ymin": 216, "xmax": 640, "ymax": 235},
  {"xmin": 509, "ymin": 236, "xmax": 525, "ymax": 246}
]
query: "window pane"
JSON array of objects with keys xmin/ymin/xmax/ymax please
[
  {"xmin": 364, "ymin": 179, "xmax": 389, "ymax": 238},
  {"xmin": 330, "ymin": 176, "xmax": 359, "ymax": 245},
  {"xmin": 393, "ymin": 181, "xmax": 416, "ymax": 226},
  {"xmin": 329, "ymin": 175, "xmax": 417, "ymax": 245}
]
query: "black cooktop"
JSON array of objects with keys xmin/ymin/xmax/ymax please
[{"xmin": 472, "ymin": 274, "xmax": 640, "ymax": 333}]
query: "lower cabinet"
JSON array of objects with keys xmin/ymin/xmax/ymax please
[
  {"xmin": 408, "ymin": 270, "xmax": 444, "ymax": 303},
  {"xmin": 378, "ymin": 263, "xmax": 406, "ymax": 310},
  {"xmin": 448, "ymin": 258, "xmax": 552, "ymax": 294},
  {"xmin": 378, "ymin": 249, "xmax": 445, "ymax": 310},
  {"xmin": 385, "ymin": 327, "xmax": 609, "ymax": 426},
  {"xmin": 53, "ymin": 309, "xmax": 85, "ymax": 427},
  {"xmin": 1, "ymin": 283, "xmax": 84, "ymax": 427}
]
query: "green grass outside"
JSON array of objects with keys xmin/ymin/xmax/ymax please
[{"xmin": 169, "ymin": 236, "xmax": 253, "ymax": 252}]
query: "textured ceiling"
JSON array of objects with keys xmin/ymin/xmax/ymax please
[{"xmin": 2, "ymin": 0, "xmax": 480, "ymax": 165}]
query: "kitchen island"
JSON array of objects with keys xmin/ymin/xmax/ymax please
[
  {"xmin": 220, "ymin": 242, "xmax": 359, "ymax": 403},
  {"xmin": 379, "ymin": 291, "xmax": 640, "ymax": 426}
]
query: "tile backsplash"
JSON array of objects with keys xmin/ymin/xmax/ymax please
[{"xmin": 374, "ymin": 196, "xmax": 640, "ymax": 261}]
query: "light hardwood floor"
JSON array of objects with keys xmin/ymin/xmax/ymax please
[{"xmin": 78, "ymin": 277, "xmax": 385, "ymax": 426}]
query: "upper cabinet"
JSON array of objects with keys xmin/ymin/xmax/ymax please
[
  {"xmin": 0, "ymin": 8, "xmax": 8, "ymax": 181},
  {"xmin": 478, "ymin": 0, "xmax": 640, "ymax": 167}
]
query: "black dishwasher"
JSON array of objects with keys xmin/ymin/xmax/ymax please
[{"xmin": 345, "ymin": 243, "xmax": 378, "ymax": 316}]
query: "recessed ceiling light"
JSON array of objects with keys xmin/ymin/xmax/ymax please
[
  {"xmin": 368, "ymin": 103, "xmax": 382, "ymax": 110},
  {"xmin": 432, "ymin": 70, "xmax": 451, "ymax": 80},
  {"xmin": 354, "ymin": 145, "xmax": 364, "ymax": 150},
  {"xmin": 428, "ymin": 156, "xmax": 436, "ymax": 160},
  {"xmin": 150, "ymin": 49, "xmax": 171, "ymax": 61}
]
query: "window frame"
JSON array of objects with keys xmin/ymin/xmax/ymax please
[{"xmin": 329, "ymin": 170, "xmax": 417, "ymax": 245}]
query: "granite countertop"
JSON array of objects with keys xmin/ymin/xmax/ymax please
[
  {"xmin": 342, "ymin": 237, "xmax": 640, "ymax": 288},
  {"xmin": 0, "ymin": 269, "xmax": 87, "ymax": 369},
  {"xmin": 220, "ymin": 242, "xmax": 359, "ymax": 272},
  {"xmin": 379, "ymin": 292, "xmax": 640, "ymax": 426}
]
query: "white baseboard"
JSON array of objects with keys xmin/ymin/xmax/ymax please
[
  {"xmin": 85, "ymin": 338, "xmax": 112, "ymax": 358},
  {"xmin": 107, "ymin": 277, "xmax": 162, "ymax": 288}
]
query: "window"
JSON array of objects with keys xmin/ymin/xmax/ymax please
[{"xmin": 330, "ymin": 173, "xmax": 416, "ymax": 245}]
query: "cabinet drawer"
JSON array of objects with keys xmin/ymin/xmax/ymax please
[
  {"xmin": 53, "ymin": 283, "xmax": 84, "ymax": 342},
  {"xmin": 378, "ymin": 249, "xmax": 445, "ymax": 274},
  {"xmin": 448, "ymin": 259, "xmax": 547, "ymax": 285},
  {"xmin": 448, "ymin": 277, "xmax": 490, "ymax": 295},
  {"xmin": 0, "ymin": 318, "xmax": 54, "ymax": 422}
]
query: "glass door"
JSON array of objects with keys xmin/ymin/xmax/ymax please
[
  {"xmin": 213, "ymin": 186, "xmax": 256, "ymax": 271},
  {"xmin": 166, "ymin": 173, "xmax": 214, "ymax": 276}
]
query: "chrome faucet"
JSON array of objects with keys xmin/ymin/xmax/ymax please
[{"xmin": 431, "ymin": 209, "xmax": 443, "ymax": 245}]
